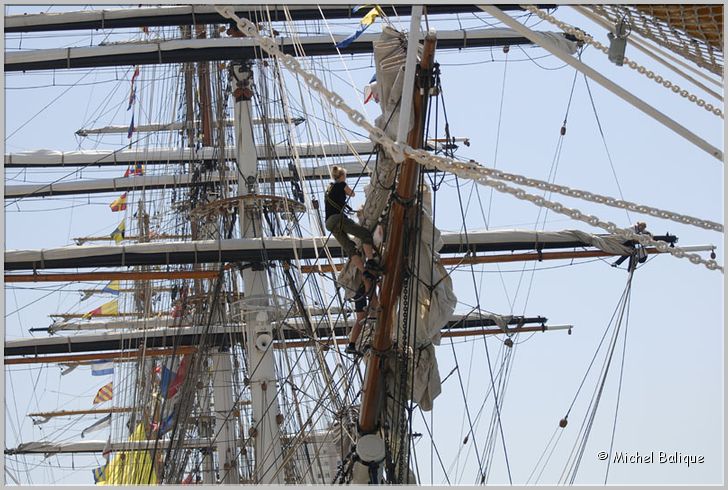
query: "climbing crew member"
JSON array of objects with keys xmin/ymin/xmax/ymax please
[
  {"xmin": 613, "ymin": 221, "xmax": 652, "ymax": 268},
  {"xmin": 345, "ymin": 283, "xmax": 368, "ymax": 355},
  {"xmin": 345, "ymin": 279, "xmax": 379, "ymax": 355},
  {"xmin": 324, "ymin": 165, "xmax": 382, "ymax": 275}
]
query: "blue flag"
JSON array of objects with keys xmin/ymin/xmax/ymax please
[
  {"xmin": 336, "ymin": 7, "xmax": 381, "ymax": 49},
  {"xmin": 101, "ymin": 280, "xmax": 120, "ymax": 295},
  {"xmin": 127, "ymin": 115, "xmax": 135, "ymax": 139},
  {"xmin": 91, "ymin": 361, "xmax": 114, "ymax": 376},
  {"xmin": 159, "ymin": 366, "xmax": 175, "ymax": 397}
]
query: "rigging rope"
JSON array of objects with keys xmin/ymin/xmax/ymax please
[
  {"xmin": 520, "ymin": 5, "xmax": 723, "ymax": 118},
  {"xmin": 213, "ymin": 7, "xmax": 723, "ymax": 275},
  {"xmin": 560, "ymin": 268, "xmax": 635, "ymax": 483}
]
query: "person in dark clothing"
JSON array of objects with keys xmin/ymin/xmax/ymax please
[
  {"xmin": 344, "ymin": 281, "xmax": 379, "ymax": 355},
  {"xmin": 324, "ymin": 165, "xmax": 382, "ymax": 275},
  {"xmin": 345, "ymin": 283, "xmax": 368, "ymax": 355},
  {"xmin": 613, "ymin": 221, "xmax": 652, "ymax": 268}
]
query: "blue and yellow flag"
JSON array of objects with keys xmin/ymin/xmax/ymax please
[
  {"xmin": 336, "ymin": 6, "xmax": 382, "ymax": 49},
  {"xmin": 102, "ymin": 280, "xmax": 120, "ymax": 295},
  {"xmin": 92, "ymin": 464, "xmax": 108, "ymax": 483},
  {"xmin": 110, "ymin": 221, "xmax": 125, "ymax": 244}
]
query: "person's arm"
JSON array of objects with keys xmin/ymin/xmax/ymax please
[{"xmin": 344, "ymin": 185, "xmax": 355, "ymax": 197}]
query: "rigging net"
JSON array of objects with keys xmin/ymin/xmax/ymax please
[{"xmin": 584, "ymin": 5, "xmax": 723, "ymax": 77}]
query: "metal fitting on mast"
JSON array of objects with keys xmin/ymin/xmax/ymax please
[{"xmin": 607, "ymin": 17, "xmax": 630, "ymax": 66}]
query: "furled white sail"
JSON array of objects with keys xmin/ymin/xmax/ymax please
[
  {"xmin": 4, "ymin": 141, "xmax": 374, "ymax": 167},
  {"xmin": 5, "ymin": 230, "xmax": 634, "ymax": 271},
  {"xmin": 5, "ymin": 28, "xmax": 577, "ymax": 72}
]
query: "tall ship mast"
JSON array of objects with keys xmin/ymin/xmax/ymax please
[{"xmin": 4, "ymin": 4, "xmax": 723, "ymax": 486}]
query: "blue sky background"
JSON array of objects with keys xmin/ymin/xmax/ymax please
[{"xmin": 3, "ymin": 4, "xmax": 723, "ymax": 485}]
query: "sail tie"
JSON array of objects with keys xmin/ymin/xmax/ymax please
[{"xmin": 391, "ymin": 191, "xmax": 416, "ymax": 207}]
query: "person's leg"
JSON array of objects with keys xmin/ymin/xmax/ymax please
[
  {"xmin": 351, "ymin": 254, "xmax": 366, "ymax": 273},
  {"xmin": 347, "ymin": 284, "xmax": 367, "ymax": 354},
  {"xmin": 326, "ymin": 215, "xmax": 362, "ymax": 271},
  {"xmin": 346, "ymin": 312, "xmax": 366, "ymax": 353},
  {"xmin": 341, "ymin": 217, "xmax": 376, "ymax": 259},
  {"xmin": 361, "ymin": 243, "xmax": 375, "ymax": 261}
]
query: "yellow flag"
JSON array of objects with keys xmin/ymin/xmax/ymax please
[
  {"xmin": 361, "ymin": 7, "xmax": 380, "ymax": 27},
  {"xmin": 111, "ymin": 221, "xmax": 126, "ymax": 244},
  {"xmin": 97, "ymin": 423, "xmax": 158, "ymax": 485},
  {"xmin": 82, "ymin": 299, "xmax": 119, "ymax": 319},
  {"xmin": 109, "ymin": 193, "xmax": 127, "ymax": 212},
  {"xmin": 102, "ymin": 280, "xmax": 120, "ymax": 295}
]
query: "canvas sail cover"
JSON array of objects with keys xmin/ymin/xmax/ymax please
[{"xmin": 335, "ymin": 26, "xmax": 456, "ymax": 411}]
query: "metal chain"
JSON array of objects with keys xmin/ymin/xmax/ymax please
[
  {"xmin": 520, "ymin": 4, "xmax": 723, "ymax": 118},
  {"xmin": 396, "ymin": 272, "xmax": 411, "ymax": 484},
  {"xmin": 458, "ymin": 162, "xmax": 722, "ymax": 233},
  {"xmin": 214, "ymin": 6, "xmax": 723, "ymax": 274}
]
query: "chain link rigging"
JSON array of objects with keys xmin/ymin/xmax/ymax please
[
  {"xmin": 520, "ymin": 4, "xmax": 723, "ymax": 118},
  {"xmin": 214, "ymin": 6, "xmax": 722, "ymax": 275}
]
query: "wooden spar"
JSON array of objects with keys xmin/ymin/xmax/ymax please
[
  {"xmin": 28, "ymin": 407, "xmax": 134, "ymax": 418},
  {"xmin": 358, "ymin": 34, "xmax": 437, "ymax": 435},
  {"xmin": 3, "ymin": 6, "xmax": 547, "ymax": 34},
  {"xmin": 73, "ymin": 234, "xmax": 189, "ymax": 244},
  {"xmin": 274, "ymin": 324, "xmax": 571, "ymax": 349},
  {"xmin": 5, "ymin": 323, "xmax": 563, "ymax": 364},
  {"xmin": 299, "ymin": 247, "xmax": 668, "ymax": 273},
  {"xmin": 5, "ymin": 267, "xmax": 231, "ymax": 283},
  {"xmin": 4, "ymin": 346, "xmax": 197, "ymax": 365},
  {"xmin": 6, "ymin": 243, "xmax": 703, "ymax": 283},
  {"xmin": 79, "ymin": 287, "xmax": 174, "ymax": 294},
  {"xmin": 49, "ymin": 313, "xmax": 145, "ymax": 319}
]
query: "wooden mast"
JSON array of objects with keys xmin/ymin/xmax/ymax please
[
  {"xmin": 358, "ymin": 34, "xmax": 437, "ymax": 435},
  {"xmin": 196, "ymin": 25, "xmax": 214, "ymax": 148}
]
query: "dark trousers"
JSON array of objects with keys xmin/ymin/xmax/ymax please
[{"xmin": 325, "ymin": 214, "xmax": 374, "ymax": 258}]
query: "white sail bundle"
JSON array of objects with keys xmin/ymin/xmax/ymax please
[
  {"xmin": 5, "ymin": 27, "xmax": 578, "ymax": 72},
  {"xmin": 5, "ymin": 230, "xmax": 635, "ymax": 271},
  {"xmin": 405, "ymin": 185, "xmax": 457, "ymax": 411},
  {"xmin": 4, "ymin": 141, "xmax": 375, "ymax": 167},
  {"xmin": 337, "ymin": 25, "xmax": 456, "ymax": 412}
]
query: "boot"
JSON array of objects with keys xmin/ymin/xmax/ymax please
[{"xmin": 364, "ymin": 258, "xmax": 384, "ymax": 274}]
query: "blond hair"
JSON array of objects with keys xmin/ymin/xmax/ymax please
[{"xmin": 330, "ymin": 165, "xmax": 346, "ymax": 180}]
